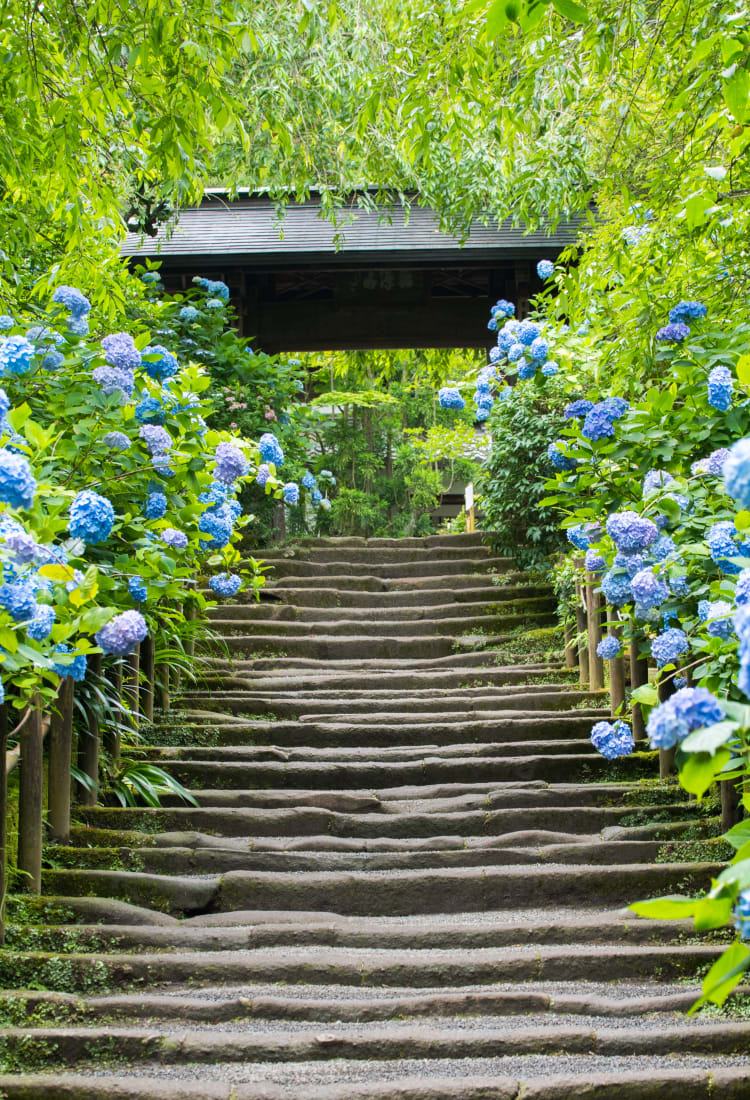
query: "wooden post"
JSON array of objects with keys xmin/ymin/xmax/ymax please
[
  {"xmin": 77, "ymin": 654, "xmax": 101, "ymax": 806},
  {"xmin": 609, "ymin": 614, "xmax": 626, "ymax": 717},
  {"xmin": 17, "ymin": 700, "xmax": 44, "ymax": 894},
  {"xmin": 574, "ymin": 576, "xmax": 588, "ymax": 687},
  {"xmin": 104, "ymin": 661, "xmax": 123, "ymax": 768},
  {"xmin": 172, "ymin": 604, "xmax": 183, "ymax": 696},
  {"xmin": 721, "ymin": 780, "xmax": 742, "ymax": 831},
  {"xmin": 47, "ymin": 677, "xmax": 74, "ymax": 843},
  {"xmin": 0, "ymin": 703, "xmax": 8, "ymax": 943},
  {"xmin": 123, "ymin": 645, "xmax": 140, "ymax": 732},
  {"xmin": 586, "ymin": 573, "xmax": 604, "ymax": 692},
  {"xmin": 464, "ymin": 482, "xmax": 475, "ymax": 533},
  {"xmin": 629, "ymin": 640, "xmax": 649, "ymax": 743},
  {"xmin": 564, "ymin": 623, "xmax": 577, "ymax": 669},
  {"xmin": 658, "ymin": 674, "xmax": 677, "ymax": 778},
  {"xmin": 140, "ymin": 635, "xmax": 155, "ymax": 722}
]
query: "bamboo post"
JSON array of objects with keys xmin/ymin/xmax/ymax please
[
  {"xmin": 140, "ymin": 635, "xmax": 155, "ymax": 723},
  {"xmin": 608, "ymin": 613, "xmax": 626, "ymax": 717},
  {"xmin": 17, "ymin": 699, "xmax": 44, "ymax": 894},
  {"xmin": 586, "ymin": 573, "xmax": 604, "ymax": 692},
  {"xmin": 629, "ymin": 640, "xmax": 649, "ymax": 743},
  {"xmin": 76, "ymin": 654, "xmax": 101, "ymax": 806},
  {"xmin": 0, "ymin": 703, "xmax": 7, "ymax": 943},
  {"xmin": 47, "ymin": 677, "xmax": 74, "ymax": 843},
  {"xmin": 658, "ymin": 674, "xmax": 677, "ymax": 777},
  {"xmin": 564, "ymin": 623, "xmax": 577, "ymax": 669},
  {"xmin": 574, "ymin": 576, "xmax": 588, "ymax": 687}
]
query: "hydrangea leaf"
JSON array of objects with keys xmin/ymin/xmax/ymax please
[
  {"xmin": 689, "ymin": 940, "xmax": 750, "ymax": 1013},
  {"xmin": 678, "ymin": 748, "xmax": 731, "ymax": 798},
  {"xmin": 724, "ymin": 820, "xmax": 750, "ymax": 851},
  {"xmin": 629, "ymin": 896, "xmax": 700, "ymax": 920},
  {"xmin": 681, "ymin": 720, "xmax": 739, "ymax": 755}
]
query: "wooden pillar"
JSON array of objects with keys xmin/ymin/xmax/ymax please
[
  {"xmin": 564, "ymin": 623, "xmax": 577, "ymax": 669},
  {"xmin": 658, "ymin": 674, "xmax": 677, "ymax": 777},
  {"xmin": 104, "ymin": 661, "xmax": 123, "ymax": 767},
  {"xmin": 172, "ymin": 605, "xmax": 183, "ymax": 696},
  {"xmin": 47, "ymin": 677, "xmax": 74, "ymax": 843},
  {"xmin": 0, "ymin": 703, "xmax": 8, "ymax": 943},
  {"xmin": 721, "ymin": 780, "xmax": 742, "ymax": 831},
  {"xmin": 123, "ymin": 646, "xmax": 140, "ymax": 732},
  {"xmin": 586, "ymin": 574, "xmax": 604, "ymax": 692},
  {"xmin": 574, "ymin": 577, "xmax": 588, "ymax": 687},
  {"xmin": 608, "ymin": 614, "xmax": 626, "ymax": 717},
  {"xmin": 629, "ymin": 641, "xmax": 649, "ymax": 743},
  {"xmin": 17, "ymin": 700, "xmax": 44, "ymax": 894},
  {"xmin": 140, "ymin": 636, "xmax": 155, "ymax": 722},
  {"xmin": 77, "ymin": 654, "xmax": 101, "ymax": 806}
]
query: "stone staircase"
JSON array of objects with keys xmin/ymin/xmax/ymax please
[{"xmin": 0, "ymin": 532, "xmax": 747, "ymax": 1097}]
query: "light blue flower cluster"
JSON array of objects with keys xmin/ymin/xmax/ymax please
[
  {"xmin": 102, "ymin": 333, "xmax": 141, "ymax": 372},
  {"xmin": 708, "ymin": 366, "xmax": 733, "ymax": 411},
  {"xmin": 723, "ymin": 438, "xmax": 750, "ymax": 509},
  {"xmin": 564, "ymin": 399, "xmax": 594, "ymax": 419},
  {"xmin": 0, "ymin": 450, "xmax": 36, "ymax": 509},
  {"xmin": 0, "ymin": 579, "xmax": 37, "ymax": 621},
  {"xmin": 95, "ymin": 609, "xmax": 148, "ymax": 657},
  {"xmin": 581, "ymin": 398, "xmax": 630, "ymax": 441},
  {"xmin": 646, "ymin": 686, "xmax": 723, "ymax": 749},
  {"xmin": 145, "ymin": 492, "xmax": 167, "ymax": 522},
  {"xmin": 606, "ymin": 511, "xmax": 658, "ymax": 554},
  {"xmin": 143, "ymin": 345, "xmax": 179, "ymax": 382},
  {"xmin": 566, "ymin": 523, "xmax": 598, "ymax": 551},
  {"xmin": 668, "ymin": 301, "xmax": 706, "ymax": 323},
  {"xmin": 162, "ymin": 527, "xmax": 188, "ymax": 549},
  {"xmin": 214, "ymin": 442, "xmax": 248, "ymax": 484},
  {"xmin": 736, "ymin": 569, "xmax": 750, "ymax": 606},
  {"xmin": 196, "ymin": 278, "xmax": 230, "ymax": 301},
  {"xmin": 0, "ymin": 335, "xmax": 35, "ymax": 375},
  {"xmin": 537, "ymin": 260, "xmax": 555, "ymax": 280},
  {"xmin": 707, "ymin": 520, "xmax": 750, "ymax": 574},
  {"xmin": 283, "ymin": 482, "xmax": 300, "ymax": 505},
  {"xmin": 651, "ymin": 627, "xmax": 689, "ymax": 669},
  {"xmin": 256, "ymin": 463, "xmax": 270, "ymax": 487},
  {"xmin": 301, "ymin": 471, "xmax": 317, "ymax": 490},
  {"xmin": 93, "ymin": 366, "xmax": 135, "ymax": 400},
  {"xmin": 258, "ymin": 432, "xmax": 284, "ymax": 466},
  {"xmin": 734, "ymin": 890, "xmax": 750, "ymax": 940},
  {"xmin": 699, "ymin": 599, "xmax": 734, "ymax": 639},
  {"xmin": 51, "ymin": 286, "xmax": 91, "ymax": 319},
  {"xmin": 52, "ymin": 644, "xmax": 87, "ymax": 682},
  {"xmin": 541, "ymin": 360, "xmax": 558, "ymax": 377},
  {"xmin": 601, "ymin": 568, "xmax": 633, "ymax": 607},
  {"xmin": 585, "ymin": 548, "xmax": 606, "ymax": 573},
  {"xmin": 590, "ymin": 719, "xmax": 634, "ymax": 758},
  {"xmin": 547, "ymin": 442, "xmax": 576, "ymax": 471},
  {"xmin": 438, "ymin": 387, "xmax": 465, "ymax": 410},
  {"xmin": 596, "ymin": 635, "xmax": 621, "ymax": 659},
  {"xmin": 128, "ymin": 576, "xmax": 148, "ymax": 602},
  {"xmin": 209, "ymin": 573, "xmax": 242, "ymax": 597},
  {"xmin": 103, "ymin": 431, "xmax": 131, "ymax": 451},
  {"xmin": 517, "ymin": 320, "xmax": 540, "ymax": 346},
  {"xmin": 631, "ymin": 567, "xmax": 669, "ymax": 609},
  {"xmin": 27, "ymin": 604, "xmax": 56, "ymax": 641},
  {"xmin": 69, "ymin": 490, "xmax": 115, "ymax": 545},
  {"xmin": 655, "ymin": 322, "xmax": 690, "ymax": 343},
  {"xmin": 135, "ymin": 397, "xmax": 165, "ymax": 425},
  {"xmin": 180, "ymin": 305, "xmax": 199, "ymax": 321},
  {"xmin": 139, "ymin": 424, "xmax": 172, "ymax": 457}
]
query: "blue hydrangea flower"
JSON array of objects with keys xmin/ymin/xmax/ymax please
[
  {"xmin": 161, "ymin": 528, "xmax": 188, "ymax": 549},
  {"xmin": 601, "ymin": 569, "xmax": 633, "ymax": 607},
  {"xmin": 67, "ymin": 316, "xmax": 89, "ymax": 337},
  {"xmin": 496, "ymin": 332, "xmax": 515, "ymax": 355},
  {"xmin": 547, "ymin": 442, "xmax": 576, "ymax": 471},
  {"xmin": 566, "ymin": 523, "xmax": 598, "ymax": 551},
  {"xmin": 205, "ymin": 297, "xmax": 224, "ymax": 309},
  {"xmin": 95, "ymin": 610, "xmax": 148, "ymax": 657},
  {"xmin": 180, "ymin": 305, "xmax": 199, "ymax": 321},
  {"xmin": 143, "ymin": 492, "xmax": 167, "ymax": 520},
  {"xmin": 529, "ymin": 337, "xmax": 548, "ymax": 361},
  {"xmin": 643, "ymin": 470, "xmax": 675, "ymax": 497},
  {"xmin": 582, "ymin": 399, "xmax": 629, "ymax": 441},
  {"xmin": 735, "ymin": 889, "xmax": 750, "ymax": 940},
  {"xmin": 51, "ymin": 286, "xmax": 91, "ymax": 317},
  {"xmin": 723, "ymin": 438, "xmax": 750, "ymax": 510},
  {"xmin": 692, "ymin": 448, "xmax": 730, "ymax": 476},
  {"xmin": 141, "ymin": 271, "xmax": 161, "ymax": 285},
  {"xmin": 565, "ymin": 399, "xmax": 594, "ymax": 419},
  {"xmin": 656, "ymin": 322, "xmax": 690, "ymax": 343},
  {"xmin": 590, "ymin": 719, "xmax": 634, "ymax": 759},
  {"xmin": 596, "ymin": 636, "xmax": 621, "ymax": 659},
  {"xmin": 537, "ymin": 260, "xmax": 555, "ymax": 280},
  {"xmin": 0, "ymin": 335, "xmax": 35, "ymax": 375},
  {"xmin": 142, "ymin": 344, "xmax": 179, "ymax": 382},
  {"xmin": 69, "ymin": 490, "xmax": 115, "ymax": 544},
  {"xmin": 438, "ymin": 387, "xmax": 465, "ymax": 410},
  {"xmin": 301, "ymin": 472, "xmax": 317, "ymax": 490},
  {"xmin": 541, "ymin": 360, "xmax": 559, "ymax": 377},
  {"xmin": 646, "ymin": 686, "xmax": 723, "ymax": 749},
  {"xmin": 699, "ymin": 599, "xmax": 734, "ymax": 639},
  {"xmin": 41, "ymin": 350, "xmax": 64, "ymax": 371},
  {"xmin": 0, "ymin": 448, "xmax": 36, "ymax": 508},
  {"xmin": 26, "ymin": 603, "xmax": 55, "ymax": 641},
  {"xmin": 258, "ymin": 433, "xmax": 284, "ymax": 466},
  {"xmin": 708, "ymin": 366, "xmax": 733, "ymax": 411},
  {"xmin": 489, "ymin": 346, "xmax": 501, "ymax": 363},
  {"xmin": 312, "ymin": 488, "xmax": 323, "ymax": 504},
  {"xmin": 215, "ymin": 442, "xmax": 248, "ymax": 484},
  {"xmin": 283, "ymin": 482, "xmax": 300, "ymax": 505},
  {"xmin": 128, "ymin": 576, "xmax": 148, "ymax": 602},
  {"xmin": 606, "ymin": 511, "xmax": 659, "ymax": 554},
  {"xmin": 103, "ymin": 431, "xmax": 130, "ymax": 451},
  {"xmin": 135, "ymin": 397, "xmax": 166, "ymax": 425},
  {"xmin": 669, "ymin": 301, "xmax": 706, "ymax": 323},
  {"xmin": 487, "ymin": 318, "xmax": 497, "ymax": 332},
  {"xmin": 196, "ymin": 278, "xmax": 230, "ymax": 301},
  {"xmin": 209, "ymin": 573, "xmax": 242, "ymax": 597},
  {"xmin": 517, "ymin": 359, "xmax": 536, "ymax": 380},
  {"xmin": 93, "ymin": 366, "xmax": 135, "ymax": 399},
  {"xmin": 630, "ymin": 568, "xmax": 669, "ymax": 609},
  {"xmin": 26, "ymin": 325, "xmax": 63, "ymax": 347},
  {"xmin": 517, "ymin": 320, "xmax": 541, "ymax": 346},
  {"xmin": 256, "ymin": 463, "xmax": 270, "ymax": 487},
  {"xmin": 0, "ymin": 316, "xmax": 13, "ymax": 331},
  {"xmin": 736, "ymin": 569, "xmax": 750, "ymax": 606},
  {"xmin": 651, "ymin": 627, "xmax": 690, "ymax": 669},
  {"xmin": 707, "ymin": 521, "xmax": 747, "ymax": 574},
  {"xmin": 198, "ymin": 509, "xmax": 233, "ymax": 548},
  {"xmin": 651, "ymin": 535, "xmax": 676, "ymax": 561},
  {"xmin": 2, "ymin": 524, "xmax": 38, "ymax": 563},
  {"xmin": 139, "ymin": 424, "xmax": 172, "ymax": 456},
  {"xmin": 493, "ymin": 299, "xmax": 515, "ymax": 318},
  {"xmin": 0, "ymin": 580, "xmax": 37, "ymax": 621},
  {"xmin": 52, "ymin": 644, "xmax": 87, "ymax": 682},
  {"xmin": 507, "ymin": 342, "xmax": 525, "ymax": 362},
  {"xmin": 101, "ymin": 333, "xmax": 142, "ymax": 371},
  {"xmin": 585, "ymin": 548, "xmax": 606, "ymax": 573}
]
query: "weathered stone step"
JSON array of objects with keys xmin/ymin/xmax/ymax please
[
  {"xmin": 8, "ymin": 910, "xmax": 692, "ymax": 953},
  {"xmin": 214, "ymin": 633, "xmax": 516, "ymax": 660},
  {"xmin": 264, "ymin": 544, "xmax": 498, "ymax": 564},
  {"xmin": 265, "ymin": 557, "xmax": 511, "ymax": 580},
  {"xmin": 293, "ymin": 533, "xmax": 490, "ymax": 549},
  {"xmin": 0, "ymin": 939, "xmax": 721, "ymax": 990},
  {"xmin": 259, "ymin": 582, "xmax": 536, "ymax": 607},
  {"xmin": 196, "ymin": 663, "xmax": 567, "ymax": 691},
  {"xmin": 210, "ymin": 594, "xmax": 555, "ymax": 622},
  {"xmin": 207, "ymin": 613, "xmax": 555, "ymax": 638},
  {"xmin": 40, "ymin": 861, "xmax": 717, "ymax": 917},
  {"xmin": 270, "ymin": 572, "xmax": 520, "ymax": 592},
  {"xmin": 4, "ymin": 1066, "xmax": 750, "ymax": 1099}
]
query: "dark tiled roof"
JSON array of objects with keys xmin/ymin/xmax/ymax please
[{"xmin": 122, "ymin": 193, "xmax": 581, "ymax": 263}]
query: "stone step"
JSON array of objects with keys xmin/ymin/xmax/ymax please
[
  {"xmin": 214, "ymin": 633, "xmax": 519, "ymax": 660},
  {"xmin": 292, "ymin": 533, "xmax": 490, "ymax": 549},
  {"xmin": 207, "ymin": 613, "xmax": 555, "ymax": 638},
  {"xmin": 270, "ymin": 572, "xmax": 521, "ymax": 592},
  {"xmin": 196, "ymin": 663, "xmax": 568, "ymax": 690},
  {"xmin": 40, "ymin": 861, "xmax": 718, "ymax": 917},
  {"xmin": 212, "ymin": 593, "xmax": 554, "ymax": 622},
  {"xmin": 265, "ymin": 557, "xmax": 511, "ymax": 580},
  {"xmin": 259, "ymin": 582, "xmax": 537, "ymax": 607},
  {"xmin": 263, "ymin": 545, "xmax": 498, "ymax": 564}
]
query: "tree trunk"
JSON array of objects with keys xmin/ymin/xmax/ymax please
[
  {"xmin": 17, "ymin": 700, "xmax": 44, "ymax": 894},
  {"xmin": 48, "ymin": 677, "xmax": 74, "ymax": 843},
  {"xmin": 77, "ymin": 654, "xmax": 101, "ymax": 806}
]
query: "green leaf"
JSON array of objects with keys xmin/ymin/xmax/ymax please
[
  {"xmin": 0, "ymin": 627, "xmax": 18, "ymax": 654},
  {"xmin": 681, "ymin": 720, "xmax": 738, "ymax": 755},
  {"xmin": 7, "ymin": 403, "xmax": 31, "ymax": 432},
  {"xmin": 724, "ymin": 68, "xmax": 750, "ymax": 122},
  {"xmin": 737, "ymin": 354, "xmax": 750, "ymax": 387},
  {"xmin": 694, "ymin": 895, "xmax": 734, "ymax": 932},
  {"xmin": 724, "ymin": 820, "xmax": 750, "ymax": 851},
  {"xmin": 690, "ymin": 940, "xmax": 750, "ymax": 1013},
  {"xmin": 629, "ymin": 895, "xmax": 699, "ymax": 920},
  {"xmin": 679, "ymin": 748, "xmax": 731, "ymax": 798},
  {"xmin": 717, "ymin": 857, "xmax": 750, "ymax": 890},
  {"xmin": 631, "ymin": 684, "xmax": 658, "ymax": 707},
  {"xmin": 551, "ymin": 0, "xmax": 588, "ymax": 21}
]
